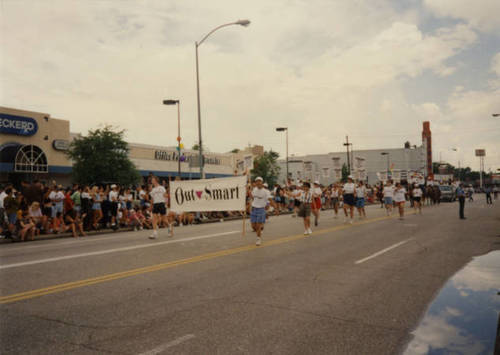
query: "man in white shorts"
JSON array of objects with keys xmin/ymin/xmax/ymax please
[{"xmin": 149, "ymin": 176, "xmax": 173, "ymax": 239}]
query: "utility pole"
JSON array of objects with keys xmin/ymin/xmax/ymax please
[{"xmin": 343, "ymin": 136, "xmax": 352, "ymax": 174}]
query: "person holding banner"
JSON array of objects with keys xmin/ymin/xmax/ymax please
[
  {"xmin": 394, "ymin": 182, "xmax": 407, "ymax": 220},
  {"xmin": 250, "ymin": 177, "xmax": 272, "ymax": 246},
  {"xmin": 148, "ymin": 176, "xmax": 173, "ymax": 240},
  {"xmin": 342, "ymin": 176, "xmax": 356, "ymax": 224}
]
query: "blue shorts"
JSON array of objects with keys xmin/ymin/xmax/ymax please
[
  {"xmin": 8, "ymin": 213, "xmax": 17, "ymax": 225},
  {"xmin": 384, "ymin": 197, "xmax": 393, "ymax": 205},
  {"xmin": 356, "ymin": 197, "xmax": 365, "ymax": 208},
  {"xmin": 250, "ymin": 207, "xmax": 266, "ymax": 224}
]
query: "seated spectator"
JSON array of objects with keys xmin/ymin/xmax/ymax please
[
  {"xmin": 64, "ymin": 209, "xmax": 86, "ymax": 238},
  {"xmin": 28, "ymin": 202, "xmax": 46, "ymax": 234},
  {"xmin": 128, "ymin": 207, "xmax": 143, "ymax": 231},
  {"xmin": 53, "ymin": 212, "xmax": 70, "ymax": 234},
  {"xmin": 18, "ymin": 211, "xmax": 36, "ymax": 241}
]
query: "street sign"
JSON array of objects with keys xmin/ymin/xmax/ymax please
[{"xmin": 475, "ymin": 149, "xmax": 485, "ymax": 157}]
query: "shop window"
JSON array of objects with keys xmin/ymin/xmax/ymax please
[{"xmin": 14, "ymin": 145, "xmax": 48, "ymax": 173}]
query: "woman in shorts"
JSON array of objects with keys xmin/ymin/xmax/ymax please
[
  {"xmin": 412, "ymin": 184, "xmax": 423, "ymax": 214},
  {"xmin": 394, "ymin": 182, "xmax": 407, "ymax": 220},
  {"xmin": 342, "ymin": 176, "xmax": 356, "ymax": 224},
  {"xmin": 289, "ymin": 182, "xmax": 313, "ymax": 235},
  {"xmin": 355, "ymin": 181, "xmax": 367, "ymax": 219},
  {"xmin": 331, "ymin": 184, "xmax": 341, "ymax": 218},
  {"xmin": 383, "ymin": 181, "xmax": 395, "ymax": 216},
  {"xmin": 91, "ymin": 186, "xmax": 103, "ymax": 230}
]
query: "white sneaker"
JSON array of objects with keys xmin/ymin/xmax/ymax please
[
  {"xmin": 256, "ymin": 237, "xmax": 262, "ymax": 246},
  {"xmin": 308, "ymin": 228, "xmax": 313, "ymax": 234},
  {"xmin": 304, "ymin": 230, "xmax": 309, "ymax": 235},
  {"xmin": 133, "ymin": 226, "xmax": 138, "ymax": 232},
  {"xmin": 149, "ymin": 232, "xmax": 157, "ymax": 239},
  {"xmin": 139, "ymin": 226, "xmax": 143, "ymax": 230}
]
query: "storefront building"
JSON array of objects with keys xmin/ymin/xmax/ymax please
[{"xmin": 0, "ymin": 106, "xmax": 237, "ymax": 186}]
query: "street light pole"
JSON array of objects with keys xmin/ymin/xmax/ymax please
[
  {"xmin": 276, "ymin": 127, "xmax": 288, "ymax": 184},
  {"xmin": 195, "ymin": 19, "xmax": 250, "ymax": 179},
  {"xmin": 163, "ymin": 99, "xmax": 181, "ymax": 177},
  {"xmin": 381, "ymin": 152, "xmax": 390, "ymax": 177},
  {"xmin": 343, "ymin": 136, "xmax": 352, "ymax": 174}
]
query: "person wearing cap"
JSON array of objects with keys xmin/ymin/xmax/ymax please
[
  {"xmin": 250, "ymin": 177, "xmax": 272, "ymax": 246},
  {"xmin": 311, "ymin": 181, "xmax": 322, "ymax": 227},
  {"xmin": 149, "ymin": 176, "xmax": 173, "ymax": 239},
  {"xmin": 342, "ymin": 176, "xmax": 356, "ymax": 224}
]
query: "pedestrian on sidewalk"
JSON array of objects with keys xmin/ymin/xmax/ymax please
[{"xmin": 456, "ymin": 184, "xmax": 466, "ymax": 220}]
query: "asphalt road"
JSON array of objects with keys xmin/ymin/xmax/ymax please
[{"xmin": 1, "ymin": 196, "xmax": 499, "ymax": 354}]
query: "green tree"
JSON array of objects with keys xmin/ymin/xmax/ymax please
[
  {"xmin": 192, "ymin": 144, "xmax": 199, "ymax": 151},
  {"xmin": 231, "ymin": 148, "xmax": 240, "ymax": 153},
  {"xmin": 341, "ymin": 163, "xmax": 349, "ymax": 182},
  {"xmin": 251, "ymin": 150, "xmax": 281, "ymax": 187},
  {"xmin": 67, "ymin": 126, "xmax": 141, "ymax": 186}
]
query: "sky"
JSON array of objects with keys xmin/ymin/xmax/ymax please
[{"xmin": 1, "ymin": 0, "xmax": 499, "ymax": 172}]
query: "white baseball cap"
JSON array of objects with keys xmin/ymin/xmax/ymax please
[
  {"xmin": 255, "ymin": 177, "xmax": 263, "ymax": 182},
  {"xmin": 348, "ymin": 175, "xmax": 353, "ymax": 179},
  {"xmin": 111, "ymin": 184, "xmax": 117, "ymax": 188},
  {"xmin": 314, "ymin": 181, "xmax": 320, "ymax": 185}
]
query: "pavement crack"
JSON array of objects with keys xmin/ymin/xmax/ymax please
[{"xmin": 229, "ymin": 300, "xmax": 401, "ymax": 332}]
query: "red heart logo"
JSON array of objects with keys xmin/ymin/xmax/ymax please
[{"xmin": 196, "ymin": 191, "xmax": 203, "ymax": 199}]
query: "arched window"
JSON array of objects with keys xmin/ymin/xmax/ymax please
[{"xmin": 14, "ymin": 145, "xmax": 48, "ymax": 173}]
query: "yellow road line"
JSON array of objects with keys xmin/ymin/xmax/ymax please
[{"xmin": 0, "ymin": 212, "xmax": 407, "ymax": 304}]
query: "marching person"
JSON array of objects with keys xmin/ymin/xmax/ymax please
[
  {"xmin": 456, "ymin": 183, "xmax": 466, "ymax": 220},
  {"xmin": 296, "ymin": 182, "xmax": 313, "ymax": 235},
  {"xmin": 383, "ymin": 180, "xmax": 395, "ymax": 216},
  {"xmin": 149, "ymin": 176, "xmax": 172, "ymax": 239},
  {"xmin": 355, "ymin": 181, "xmax": 367, "ymax": 219},
  {"xmin": 250, "ymin": 177, "xmax": 272, "ymax": 246},
  {"xmin": 331, "ymin": 184, "xmax": 341, "ymax": 219},
  {"xmin": 394, "ymin": 182, "xmax": 407, "ymax": 220},
  {"xmin": 342, "ymin": 176, "xmax": 356, "ymax": 224},
  {"xmin": 311, "ymin": 181, "xmax": 322, "ymax": 227},
  {"xmin": 412, "ymin": 184, "xmax": 423, "ymax": 214}
]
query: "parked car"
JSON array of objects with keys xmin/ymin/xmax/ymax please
[{"xmin": 439, "ymin": 185, "xmax": 456, "ymax": 202}]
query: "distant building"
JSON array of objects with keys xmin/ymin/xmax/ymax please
[
  {"xmin": 278, "ymin": 122, "xmax": 431, "ymax": 185},
  {"xmin": 0, "ymin": 106, "xmax": 237, "ymax": 186}
]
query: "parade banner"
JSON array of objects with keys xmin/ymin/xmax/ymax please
[
  {"xmin": 358, "ymin": 169, "xmax": 366, "ymax": 181},
  {"xmin": 170, "ymin": 176, "xmax": 247, "ymax": 213},
  {"xmin": 409, "ymin": 171, "xmax": 425, "ymax": 185}
]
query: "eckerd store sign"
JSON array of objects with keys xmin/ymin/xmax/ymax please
[{"xmin": 0, "ymin": 114, "xmax": 38, "ymax": 136}]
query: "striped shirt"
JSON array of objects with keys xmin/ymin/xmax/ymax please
[{"xmin": 299, "ymin": 191, "xmax": 313, "ymax": 203}]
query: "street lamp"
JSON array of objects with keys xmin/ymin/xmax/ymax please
[
  {"xmin": 381, "ymin": 152, "xmax": 390, "ymax": 177},
  {"xmin": 163, "ymin": 99, "xmax": 181, "ymax": 177},
  {"xmin": 276, "ymin": 127, "xmax": 288, "ymax": 184},
  {"xmin": 195, "ymin": 19, "xmax": 251, "ymax": 179}
]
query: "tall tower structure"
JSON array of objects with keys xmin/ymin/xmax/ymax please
[{"xmin": 422, "ymin": 121, "xmax": 433, "ymax": 178}]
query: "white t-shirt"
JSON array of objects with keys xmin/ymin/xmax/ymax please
[
  {"xmin": 383, "ymin": 186, "xmax": 395, "ymax": 198},
  {"xmin": 355, "ymin": 186, "xmax": 366, "ymax": 198},
  {"xmin": 139, "ymin": 190, "xmax": 146, "ymax": 200},
  {"xmin": 29, "ymin": 208, "xmax": 43, "ymax": 218},
  {"xmin": 252, "ymin": 187, "xmax": 271, "ymax": 208},
  {"xmin": 343, "ymin": 183, "xmax": 355, "ymax": 194},
  {"xmin": 109, "ymin": 190, "xmax": 119, "ymax": 202},
  {"xmin": 49, "ymin": 191, "xmax": 65, "ymax": 203},
  {"xmin": 331, "ymin": 189, "xmax": 339, "ymax": 198},
  {"xmin": 150, "ymin": 186, "xmax": 166, "ymax": 204},
  {"xmin": 312, "ymin": 187, "xmax": 322, "ymax": 198},
  {"xmin": 0, "ymin": 191, "xmax": 7, "ymax": 209},
  {"xmin": 394, "ymin": 188, "xmax": 407, "ymax": 202},
  {"xmin": 413, "ymin": 188, "xmax": 422, "ymax": 198},
  {"xmin": 81, "ymin": 192, "xmax": 90, "ymax": 199}
]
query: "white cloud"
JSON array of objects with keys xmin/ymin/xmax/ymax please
[
  {"xmin": 424, "ymin": 0, "xmax": 500, "ymax": 32},
  {"xmin": 0, "ymin": 0, "xmax": 497, "ymax": 171}
]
